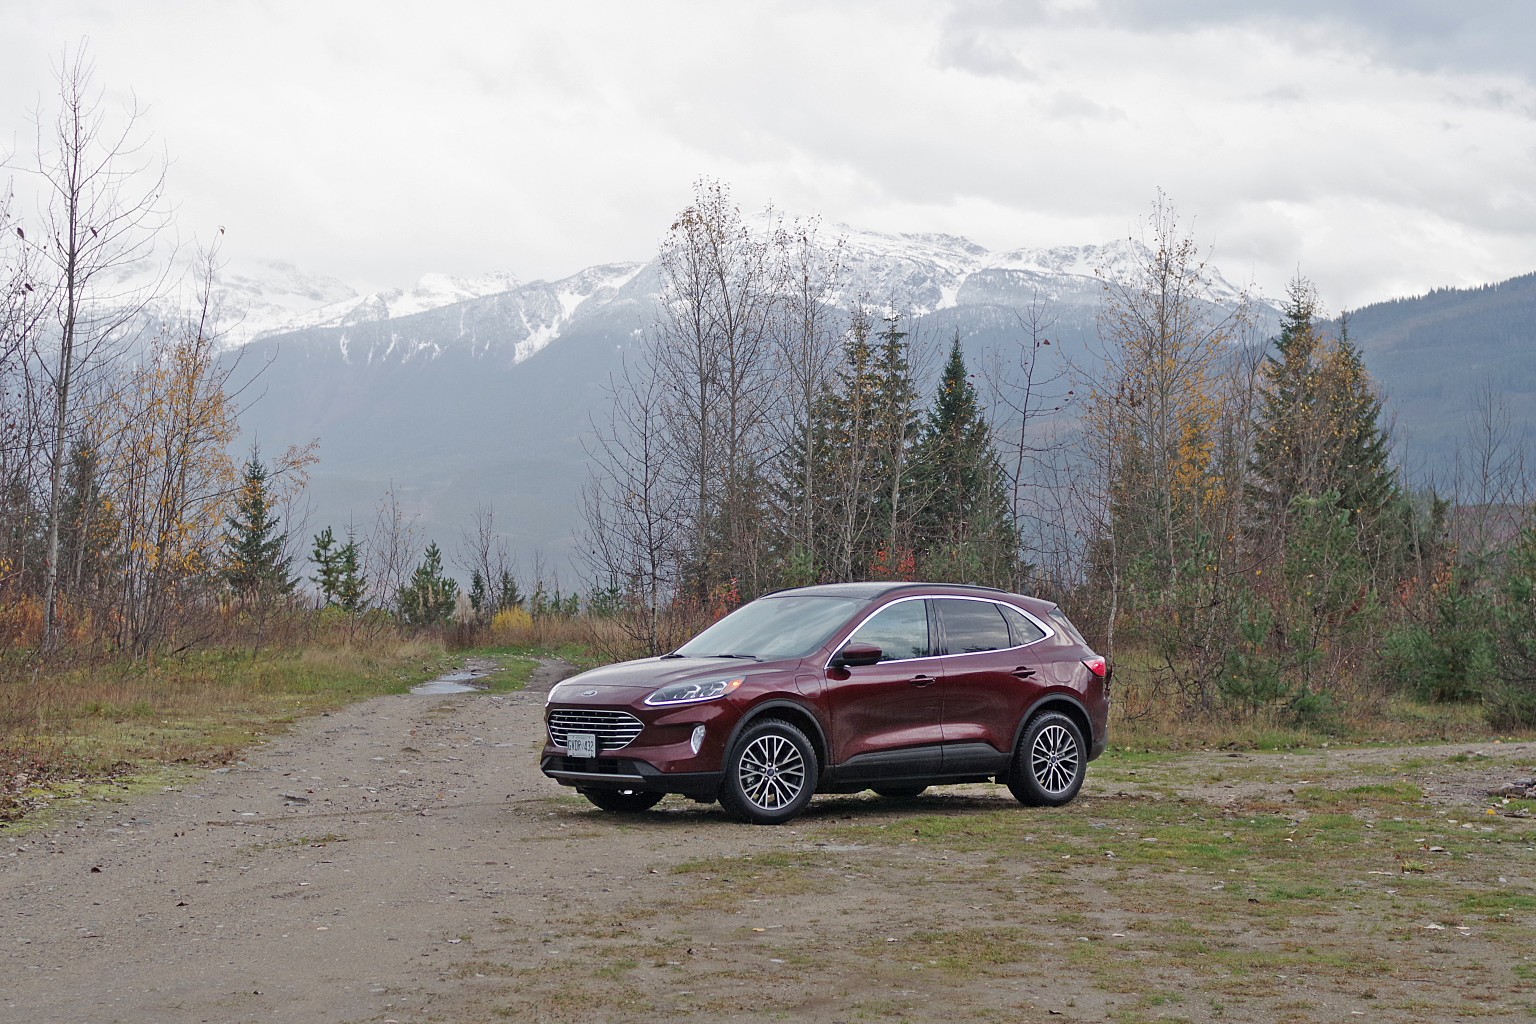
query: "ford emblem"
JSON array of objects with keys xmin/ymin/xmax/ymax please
[{"xmin": 581, "ymin": 689, "xmax": 598, "ymax": 697}]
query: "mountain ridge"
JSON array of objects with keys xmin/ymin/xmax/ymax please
[{"xmin": 215, "ymin": 227, "xmax": 1533, "ymax": 585}]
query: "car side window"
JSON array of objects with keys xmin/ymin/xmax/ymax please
[
  {"xmin": 848, "ymin": 600, "xmax": 930, "ymax": 661},
  {"xmin": 938, "ymin": 598, "xmax": 1012, "ymax": 654},
  {"xmin": 1001, "ymin": 605, "xmax": 1047, "ymax": 646}
]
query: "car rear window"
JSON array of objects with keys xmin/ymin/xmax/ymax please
[
  {"xmin": 1000, "ymin": 604, "xmax": 1047, "ymax": 646},
  {"xmin": 1047, "ymin": 608, "xmax": 1089, "ymax": 646},
  {"xmin": 936, "ymin": 598, "xmax": 1012, "ymax": 654}
]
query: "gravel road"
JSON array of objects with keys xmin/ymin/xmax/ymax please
[
  {"xmin": 3, "ymin": 660, "xmax": 591, "ymax": 1023},
  {"xmin": 5, "ymin": 661, "xmax": 1533, "ymax": 1024}
]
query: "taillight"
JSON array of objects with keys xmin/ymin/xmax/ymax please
[{"xmin": 1083, "ymin": 656, "xmax": 1108, "ymax": 678}]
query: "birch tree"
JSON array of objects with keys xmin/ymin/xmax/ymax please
[
  {"xmin": 22, "ymin": 46, "xmax": 170, "ymax": 643},
  {"xmin": 652, "ymin": 178, "xmax": 786, "ymax": 600},
  {"xmin": 1083, "ymin": 192, "xmax": 1254, "ymax": 705}
]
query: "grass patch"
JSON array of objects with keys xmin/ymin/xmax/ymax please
[
  {"xmin": 436, "ymin": 740, "xmax": 1536, "ymax": 1024},
  {"xmin": 467, "ymin": 653, "xmax": 541, "ymax": 692},
  {"xmin": 1294, "ymin": 781, "xmax": 1426, "ymax": 811},
  {"xmin": 0, "ymin": 636, "xmax": 448, "ymax": 825}
]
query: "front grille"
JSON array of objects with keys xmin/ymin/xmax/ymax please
[{"xmin": 548, "ymin": 709, "xmax": 645, "ymax": 752}]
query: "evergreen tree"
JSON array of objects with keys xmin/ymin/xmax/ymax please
[
  {"xmin": 1250, "ymin": 278, "xmax": 1400, "ymax": 539},
  {"xmin": 1487, "ymin": 525, "xmax": 1536, "ymax": 727},
  {"xmin": 58, "ymin": 437, "xmax": 116, "ymax": 605},
  {"xmin": 908, "ymin": 334, "xmax": 1019, "ymax": 584},
  {"xmin": 468, "ymin": 571, "xmax": 489, "ymax": 622},
  {"xmin": 311, "ymin": 525, "xmax": 366, "ymax": 613},
  {"xmin": 333, "ymin": 530, "xmax": 366, "ymax": 614},
  {"xmin": 311, "ymin": 526, "xmax": 341, "ymax": 605},
  {"xmin": 1327, "ymin": 316, "xmax": 1400, "ymax": 530},
  {"xmin": 397, "ymin": 541, "xmax": 458, "ymax": 625},
  {"xmin": 781, "ymin": 309, "xmax": 920, "ymax": 582},
  {"xmin": 495, "ymin": 568, "xmax": 523, "ymax": 611},
  {"xmin": 224, "ymin": 448, "xmax": 294, "ymax": 603}
]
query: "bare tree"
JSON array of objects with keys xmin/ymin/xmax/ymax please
[
  {"xmin": 20, "ymin": 45, "xmax": 171, "ymax": 642},
  {"xmin": 456, "ymin": 501, "xmax": 515, "ymax": 623},
  {"xmin": 982, "ymin": 295, "xmax": 1075, "ymax": 589},
  {"xmin": 1451, "ymin": 381, "xmax": 1533, "ymax": 556},
  {"xmin": 652, "ymin": 178, "xmax": 787, "ymax": 599},
  {"xmin": 1079, "ymin": 192, "xmax": 1254, "ymax": 690},
  {"xmin": 0, "ymin": 181, "xmax": 49, "ymax": 591},
  {"xmin": 103, "ymin": 248, "xmax": 238, "ymax": 654},
  {"xmin": 581, "ymin": 354, "xmax": 687, "ymax": 652},
  {"xmin": 365, "ymin": 482, "xmax": 421, "ymax": 614},
  {"xmin": 770, "ymin": 217, "xmax": 846, "ymax": 561}
]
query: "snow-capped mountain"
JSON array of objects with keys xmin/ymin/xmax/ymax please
[
  {"xmin": 234, "ymin": 270, "xmax": 524, "ymax": 347},
  {"xmin": 216, "ymin": 226, "xmax": 1253, "ymax": 367},
  {"xmin": 213, "ymin": 225, "xmax": 1267, "ymax": 582},
  {"xmin": 66, "ymin": 221, "xmax": 1524, "ymax": 585}
]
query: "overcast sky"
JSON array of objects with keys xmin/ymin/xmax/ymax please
[{"xmin": 6, "ymin": 0, "xmax": 1535, "ymax": 311}]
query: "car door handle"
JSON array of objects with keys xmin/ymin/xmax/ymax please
[
  {"xmin": 909, "ymin": 674, "xmax": 936, "ymax": 687},
  {"xmin": 1012, "ymin": 667, "xmax": 1037, "ymax": 679}
]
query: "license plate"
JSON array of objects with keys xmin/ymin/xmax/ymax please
[{"xmin": 566, "ymin": 732, "xmax": 598, "ymax": 758}]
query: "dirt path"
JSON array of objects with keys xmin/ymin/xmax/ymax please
[{"xmin": 4, "ymin": 664, "xmax": 1534, "ymax": 1023}]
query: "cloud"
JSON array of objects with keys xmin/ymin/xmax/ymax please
[
  {"xmin": 932, "ymin": 28, "xmax": 1039, "ymax": 81},
  {"xmin": 3, "ymin": 1, "xmax": 1535, "ymax": 311}
]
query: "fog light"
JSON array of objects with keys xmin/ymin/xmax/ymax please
[{"xmin": 690, "ymin": 724, "xmax": 706, "ymax": 755}]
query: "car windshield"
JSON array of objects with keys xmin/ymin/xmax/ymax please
[{"xmin": 674, "ymin": 595, "xmax": 865, "ymax": 661}]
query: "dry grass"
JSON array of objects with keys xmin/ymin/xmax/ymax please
[
  {"xmin": 0, "ymin": 633, "xmax": 445, "ymax": 823},
  {"xmin": 454, "ymin": 607, "xmax": 716, "ymax": 668},
  {"xmin": 1106, "ymin": 649, "xmax": 1524, "ymax": 751}
]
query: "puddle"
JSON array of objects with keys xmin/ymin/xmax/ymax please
[{"xmin": 410, "ymin": 670, "xmax": 488, "ymax": 695}]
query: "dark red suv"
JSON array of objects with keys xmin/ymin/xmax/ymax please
[{"xmin": 540, "ymin": 582, "xmax": 1110, "ymax": 824}]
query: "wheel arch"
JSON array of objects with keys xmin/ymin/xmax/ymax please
[
  {"xmin": 1009, "ymin": 693, "xmax": 1094, "ymax": 763},
  {"xmin": 726, "ymin": 699, "xmax": 829, "ymax": 773}
]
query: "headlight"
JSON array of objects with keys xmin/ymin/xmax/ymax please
[{"xmin": 644, "ymin": 677, "xmax": 744, "ymax": 706}]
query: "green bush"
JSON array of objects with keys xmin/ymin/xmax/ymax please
[{"xmin": 1381, "ymin": 572, "xmax": 1494, "ymax": 703}]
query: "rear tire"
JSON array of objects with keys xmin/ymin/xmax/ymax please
[
  {"xmin": 579, "ymin": 788, "xmax": 664, "ymax": 813},
  {"xmin": 871, "ymin": 785, "xmax": 927, "ymax": 799},
  {"xmin": 718, "ymin": 719, "xmax": 818, "ymax": 825},
  {"xmin": 1007, "ymin": 711, "xmax": 1086, "ymax": 807}
]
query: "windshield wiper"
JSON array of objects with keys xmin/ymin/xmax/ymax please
[{"xmin": 708, "ymin": 653, "xmax": 759, "ymax": 661}]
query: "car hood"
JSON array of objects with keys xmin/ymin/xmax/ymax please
[{"xmin": 548, "ymin": 657, "xmax": 771, "ymax": 704}]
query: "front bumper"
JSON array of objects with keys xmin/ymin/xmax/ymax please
[{"xmin": 539, "ymin": 754, "xmax": 722, "ymax": 799}]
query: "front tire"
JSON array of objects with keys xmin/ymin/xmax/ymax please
[
  {"xmin": 718, "ymin": 719, "xmax": 817, "ymax": 824},
  {"xmin": 1007, "ymin": 711, "xmax": 1086, "ymax": 807},
  {"xmin": 579, "ymin": 788, "xmax": 664, "ymax": 813}
]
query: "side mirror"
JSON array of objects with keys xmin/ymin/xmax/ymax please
[{"xmin": 832, "ymin": 641, "xmax": 883, "ymax": 670}]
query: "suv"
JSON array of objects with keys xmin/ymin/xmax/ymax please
[{"xmin": 540, "ymin": 582, "xmax": 1109, "ymax": 824}]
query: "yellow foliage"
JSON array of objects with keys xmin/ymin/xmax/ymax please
[{"xmin": 491, "ymin": 607, "xmax": 533, "ymax": 633}]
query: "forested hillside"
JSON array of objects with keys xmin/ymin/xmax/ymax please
[{"xmin": 1343, "ymin": 273, "xmax": 1536, "ymax": 482}]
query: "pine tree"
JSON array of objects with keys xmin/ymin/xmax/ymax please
[
  {"xmin": 908, "ymin": 334, "xmax": 1018, "ymax": 584},
  {"xmin": 1249, "ymin": 278, "xmax": 1400, "ymax": 544},
  {"xmin": 1328, "ymin": 316, "xmax": 1400, "ymax": 530},
  {"xmin": 495, "ymin": 569, "xmax": 523, "ymax": 611},
  {"xmin": 397, "ymin": 541, "xmax": 458, "ymax": 625},
  {"xmin": 468, "ymin": 571, "xmax": 489, "ymax": 622},
  {"xmin": 58, "ymin": 437, "xmax": 116, "ymax": 605},
  {"xmin": 311, "ymin": 525, "xmax": 366, "ymax": 613},
  {"xmin": 782, "ymin": 309, "xmax": 921, "ymax": 582},
  {"xmin": 311, "ymin": 526, "xmax": 342, "ymax": 606},
  {"xmin": 333, "ymin": 530, "xmax": 366, "ymax": 614},
  {"xmin": 225, "ymin": 448, "xmax": 294, "ymax": 604}
]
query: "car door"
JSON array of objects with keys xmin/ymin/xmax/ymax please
[
  {"xmin": 822, "ymin": 597, "xmax": 944, "ymax": 773},
  {"xmin": 935, "ymin": 597, "xmax": 1047, "ymax": 758}
]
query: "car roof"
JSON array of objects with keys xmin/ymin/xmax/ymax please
[{"xmin": 766, "ymin": 581, "xmax": 1052, "ymax": 613}]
